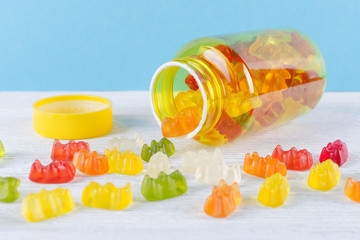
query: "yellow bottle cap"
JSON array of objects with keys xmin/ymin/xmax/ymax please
[{"xmin": 33, "ymin": 95, "xmax": 113, "ymax": 139}]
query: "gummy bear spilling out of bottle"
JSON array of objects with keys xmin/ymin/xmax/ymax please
[
  {"xmin": 0, "ymin": 137, "xmax": 358, "ymax": 221},
  {"xmin": 161, "ymin": 30, "xmax": 326, "ymax": 145}
]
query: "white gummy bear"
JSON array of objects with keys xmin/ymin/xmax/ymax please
[
  {"xmin": 182, "ymin": 148, "xmax": 241, "ymax": 185},
  {"xmin": 107, "ymin": 134, "xmax": 144, "ymax": 155},
  {"xmin": 146, "ymin": 152, "xmax": 171, "ymax": 178}
]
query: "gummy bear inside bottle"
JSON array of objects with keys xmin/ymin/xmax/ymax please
[{"xmin": 150, "ymin": 28, "xmax": 326, "ymax": 146}]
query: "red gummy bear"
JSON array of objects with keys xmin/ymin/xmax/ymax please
[
  {"xmin": 214, "ymin": 112, "xmax": 243, "ymax": 142},
  {"xmin": 185, "ymin": 74, "xmax": 199, "ymax": 91},
  {"xmin": 320, "ymin": 139, "xmax": 348, "ymax": 167},
  {"xmin": 29, "ymin": 160, "xmax": 76, "ymax": 184},
  {"xmin": 272, "ymin": 145, "xmax": 313, "ymax": 171},
  {"xmin": 51, "ymin": 139, "xmax": 90, "ymax": 161}
]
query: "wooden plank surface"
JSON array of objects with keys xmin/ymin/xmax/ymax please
[{"xmin": 0, "ymin": 91, "xmax": 359, "ymax": 240}]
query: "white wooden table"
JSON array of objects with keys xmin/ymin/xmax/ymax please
[{"xmin": 0, "ymin": 91, "xmax": 359, "ymax": 240}]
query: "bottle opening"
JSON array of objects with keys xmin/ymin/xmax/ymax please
[{"xmin": 149, "ymin": 61, "xmax": 208, "ymax": 139}]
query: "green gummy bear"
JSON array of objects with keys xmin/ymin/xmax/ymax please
[
  {"xmin": 0, "ymin": 177, "xmax": 21, "ymax": 203},
  {"xmin": 141, "ymin": 170, "xmax": 187, "ymax": 201},
  {"xmin": 0, "ymin": 140, "xmax": 5, "ymax": 159},
  {"xmin": 141, "ymin": 138, "xmax": 175, "ymax": 162}
]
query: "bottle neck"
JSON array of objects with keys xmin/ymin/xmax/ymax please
[{"xmin": 149, "ymin": 56, "xmax": 225, "ymax": 138}]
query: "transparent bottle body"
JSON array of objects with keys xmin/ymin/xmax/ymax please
[{"xmin": 150, "ymin": 28, "xmax": 326, "ymax": 145}]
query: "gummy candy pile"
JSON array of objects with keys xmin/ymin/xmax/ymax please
[
  {"xmin": 0, "ymin": 137, "xmax": 357, "ymax": 221},
  {"xmin": 160, "ymin": 30, "xmax": 326, "ymax": 145}
]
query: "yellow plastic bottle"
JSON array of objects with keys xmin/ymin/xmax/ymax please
[{"xmin": 150, "ymin": 28, "xmax": 326, "ymax": 145}]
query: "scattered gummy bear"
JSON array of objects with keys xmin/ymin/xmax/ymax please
[
  {"xmin": 0, "ymin": 140, "xmax": 5, "ymax": 159},
  {"xmin": 258, "ymin": 173, "xmax": 290, "ymax": 208},
  {"xmin": 29, "ymin": 160, "xmax": 76, "ymax": 184},
  {"xmin": 107, "ymin": 134, "xmax": 144, "ymax": 155},
  {"xmin": 21, "ymin": 188, "xmax": 74, "ymax": 222},
  {"xmin": 182, "ymin": 149, "xmax": 241, "ymax": 185},
  {"xmin": 308, "ymin": 159, "xmax": 340, "ymax": 191},
  {"xmin": 319, "ymin": 139, "xmax": 348, "ymax": 167},
  {"xmin": 73, "ymin": 149, "xmax": 109, "ymax": 175},
  {"xmin": 104, "ymin": 148, "xmax": 143, "ymax": 175},
  {"xmin": 0, "ymin": 177, "xmax": 20, "ymax": 203},
  {"xmin": 141, "ymin": 170, "xmax": 187, "ymax": 201},
  {"xmin": 51, "ymin": 139, "xmax": 90, "ymax": 162},
  {"xmin": 161, "ymin": 106, "xmax": 202, "ymax": 138},
  {"xmin": 204, "ymin": 179, "xmax": 241, "ymax": 218},
  {"xmin": 344, "ymin": 178, "xmax": 360, "ymax": 203},
  {"xmin": 82, "ymin": 182, "xmax": 132, "ymax": 210},
  {"xmin": 141, "ymin": 138, "xmax": 175, "ymax": 162},
  {"xmin": 146, "ymin": 152, "xmax": 171, "ymax": 178},
  {"xmin": 272, "ymin": 145, "xmax": 313, "ymax": 171},
  {"xmin": 243, "ymin": 152, "xmax": 287, "ymax": 178}
]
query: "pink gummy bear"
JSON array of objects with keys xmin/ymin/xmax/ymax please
[{"xmin": 319, "ymin": 139, "xmax": 348, "ymax": 167}]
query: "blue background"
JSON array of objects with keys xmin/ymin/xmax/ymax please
[{"xmin": 0, "ymin": 0, "xmax": 358, "ymax": 91}]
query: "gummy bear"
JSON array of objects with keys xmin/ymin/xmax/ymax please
[
  {"xmin": 214, "ymin": 112, "xmax": 243, "ymax": 142},
  {"xmin": 161, "ymin": 106, "xmax": 202, "ymax": 138},
  {"xmin": 51, "ymin": 139, "xmax": 90, "ymax": 162},
  {"xmin": 289, "ymin": 31, "xmax": 316, "ymax": 58},
  {"xmin": 29, "ymin": 160, "xmax": 76, "ymax": 184},
  {"xmin": 193, "ymin": 128, "xmax": 228, "ymax": 146},
  {"xmin": 182, "ymin": 149, "xmax": 223, "ymax": 174},
  {"xmin": 224, "ymin": 91, "xmax": 262, "ymax": 118},
  {"xmin": 0, "ymin": 140, "xmax": 5, "ymax": 159},
  {"xmin": 271, "ymin": 145, "xmax": 313, "ymax": 171},
  {"xmin": 22, "ymin": 188, "xmax": 74, "ymax": 222},
  {"xmin": 73, "ymin": 149, "xmax": 109, "ymax": 175},
  {"xmin": 258, "ymin": 173, "xmax": 290, "ymax": 208},
  {"xmin": 261, "ymin": 69, "xmax": 291, "ymax": 98},
  {"xmin": 82, "ymin": 182, "xmax": 132, "ymax": 210},
  {"xmin": 141, "ymin": 138, "xmax": 175, "ymax": 162},
  {"xmin": 146, "ymin": 152, "xmax": 171, "ymax": 178},
  {"xmin": 243, "ymin": 152, "xmax": 287, "ymax": 178},
  {"xmin": 141, "ymin": 170, "xmax": 187, "ymax": 201},
  {"xmin": 249, "ymin": 31, "xmax": 305, "ymax": 67},
  {"xmin": 204, "ymin": 180, "xmax": 241, "ymax": 218},
  {"xmin": 185, "ymin": 74, "xmax": 199, "ymax": 91},
  {"xmin": 104, "ymin": 148, "xmax": 143, "ymax": 175},
  {"xmin": 254, "ymin": 101, "xmax": 285, "ymax": 127},
  {"xmin": 174, "ymin": 89, "xmax": 203, "ymax": 112},
  {"xmin": 319, "ymin": 139, "xmax": 348, "ymax": 167},
  {"xmin": 344, "ymin": 178, "xmax": 360, "ymax": 203},
  {"xmin": 215, "ymin": 44, "xmax": 242, "ymax": 63},
  {"xmin": 308, "ymin": 159, "xmax": 340, "ymax": 191},
  {"xmin": 182, "ymin": 149, "xmax": 241, "ymax": 185},
  {"xmin": 0, "ymin": 177, "xmax": 20, "ymax": 203},
  {"xmin": 107, "ymin": 134, "xmax": 144, "ymax": 155}
]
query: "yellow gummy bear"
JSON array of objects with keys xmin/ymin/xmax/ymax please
[
  {"xmin": 174, "ymin": 89, "xmax": 203, "ymax": 112},
  {"xmin": 82, "ymin": 182, "xmax": 132, "ymax": 210},
  {"xmin": 258, "ymin": 173, "xmax": 290, "ymax": 207},
  {"xmin": 195, "ymin": 128, "xmax": 228, "ymax": 146},
  {"xmin": 21, "ymin": 188, "xmax": 75, "ymax": 222},
  {"xmin": 308, "ymin": 159, "xmax": 340, "ymax": 191},
  {"xmin": 104, "ymin": 147, "xmax": 143, "ymax": 175},
  {"xmin": 249, "ymin": 31, "xmax": 305, "ymax": 68}
]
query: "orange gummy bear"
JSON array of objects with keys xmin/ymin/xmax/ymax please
[
  {"xmin": 161, "ymin": 106, "xmax": 202, "ymax": 138},
  {"xmin": 262, "ymin": 69, "xmax": 291, "ymax": 96},
  {"xmin": 73, "ymin": 149, "xmax": 109, "ymax": 175},
  {"xmin": 204, "ymin": 179, "xmax": 241, "ymax": 218},
  {"xmin": 243, "ymin": 152, "xmax": 287, "ymax": 178},
  {"xmin": 344, "ymin": 178, "xmax": 360, "ymax": 203}
]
